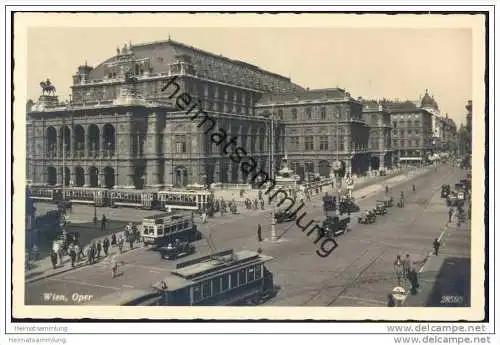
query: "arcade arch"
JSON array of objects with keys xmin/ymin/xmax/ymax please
[
  {"xmin": 47, "ymin": 166, "xmax": 57, "ymax": 185},
  {"xmin": 103, "ymin": 166, "xmax": 115, "ymax": 189},
  {"xmin": 89, "ymin": 166, "xmax": 99, "ymax": 187},
  {"xmin": 74, "ymin": 166, "xmax": 85, "ymax": 187}
]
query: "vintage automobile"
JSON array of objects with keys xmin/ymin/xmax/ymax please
[
  {"xmin": 441, "ymin": 184, "xmax": 451, "ymax": 198},
  {"xmin": 374, "ymin": 202, "xmax": 387, "ymax": 216},
  {"xmin": 322, "ymin": 215, "xmax": 351, "ymax": 237},
  {"xmin": 275, "ymin": 209, "xmax": 297, "ymax": 223},
  {"xmin": 339, "ymin": 198, "xmax": 360, "ymax": 215},
  {"xmin": 358, "ymin": 210, "xmax": 377, "ymax": 224},
  {"xmin": 378, "ymin": 196, "xmax": 394, "ymax": 208},
  {"xmin": 446, "ymin": 192, "xmax": 459, "ymax": 207},
  {"xmin": 158, "ymin": 241, "xmax": 196, "ymax": 260}
]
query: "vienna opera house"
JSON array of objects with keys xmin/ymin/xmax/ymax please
[{"xmin": 26, "ymin": 38, "xmax": 455, "ymax": 189}]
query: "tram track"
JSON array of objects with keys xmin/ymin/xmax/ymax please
[{"xmin": 298, "ymin": 167, "xmax": 458, "ymax": 307}]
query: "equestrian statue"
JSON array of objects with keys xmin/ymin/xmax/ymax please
[{"xmin": 40, "ymin": 78, "xmax": 56, "ymax": 95}]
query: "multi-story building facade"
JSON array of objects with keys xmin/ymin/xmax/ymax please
[
  {"xmin": 381, "ymin": 99, "xmax": 433, "ymax": 165},
  {"xmin": 28, "ymin": 39, "xmax": 304, "ymax": 189},
  {"xmin": 255, "ymin": 89, "xmax": 371, "ymax": 179},
  {"xmin": 361, "ymin": 100, "xmax": 394, "ymax": 171}
]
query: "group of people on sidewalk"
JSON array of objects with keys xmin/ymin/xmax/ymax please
[{"xmin": 47, "ymin": 221, "xmax": 142, "ymax": 273}]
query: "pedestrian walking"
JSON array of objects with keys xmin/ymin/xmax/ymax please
[
  {"xmin": 101, "ymin": 214, "xmax": 107, "ymax": 231},
  {"xmin": 111, "ymin": 233, "xmax": 117, "ymax": 246},
  {"xmin": 118, "ymin": 236, "xmax": 124, "ymax": 254},
  {"xmin": 74, "ymin": 243, "xmax": 81, "ymax": 262},
  {"xmin": 129, "ymin": 236, "xmax": 134, "ymax": 250},
  {"xmin": 448, "ymin": 207, "xmax": 454, "ymax": 223},
  {"xmin": 433, "ymin": 238, "xmax": 440, "ymax": 256},
  {"xmin": 103, "ymin": 237, "xmax": 110, "ymax": 256},
  {"xmin": 96, "ymin": 240, "xmax": 102, "ymax": 259},
  {"xmin": 260, "ymin": 199, "xmax": 264, "ymax": 210},
  {"xmin": 387, "ymin": 294, "xmax": 396, "ymax": 307},
  {"xmin": 257, "ymin": 224, "xmax": 262, "ymax": 242},
  {"xmin": 50, "ymin": 250, "xmax": 58, "ymax": 269},
  {"xmin": 69, "ymin": 246, "xmax": 76, "ymax": 268},
  {"xmin": 57, "ymin": 247, "xmax": 64, "ymax": 266},
  {"xmin": 85, "ymin": 246, "xmax": 92, "ymax": 265},
  {"xmin": 403, "ymin": 254, "xmax": 411, "ymax": 280}
]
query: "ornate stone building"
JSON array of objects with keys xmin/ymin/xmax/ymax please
[
  {"xmin": 381, "ymin": 99, "xmax": 434, "ymax": 165},
  {"xmin": 361, "ymin": 100, "xmax": 393, "ymax": 170},
  {"xmin": 255, "ymin": 89, "xmax": 371, "ymax": 179},
  {"xmin": 27, "ymin": 39, "xmax": 303, "ymax": 189}
]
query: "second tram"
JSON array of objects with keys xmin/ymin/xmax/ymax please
[{"xmin": 141, "ymin": 212, "xmax": 202, "ymax": 247}]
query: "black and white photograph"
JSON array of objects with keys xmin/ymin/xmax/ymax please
[{"xmin": 5, "ymin": 7, "xmax": 494, "ymax": 342}]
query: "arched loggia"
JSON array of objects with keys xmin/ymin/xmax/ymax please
[
  {"xmin": 103, "ymin": 124, "xmax": 116, "ymax": 157},
  {"xmin": 88, "ymin": 124, "xmax": 100, "ymax": 158}
]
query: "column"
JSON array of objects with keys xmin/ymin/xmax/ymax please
[{"xmin": 345, "ymin": 158, "xmax": 352, "ymax": 177}]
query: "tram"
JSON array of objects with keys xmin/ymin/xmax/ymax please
[
  {"xmin": 109, "ymin": 189, "xmax": 159, "ymax": 209},
  {"xmin": 141, "ymin": 212, "xmax": 201, "ymax": 246},
  {"xmin": 63, "ymin": 187, "xmax": 110, "ymax": 207},
  {"xmin": 29, "ymin": 186, "xmax": 63, "ymax": 203},
  {"xmin": 158, "ymin": 190, "xmax": 214, "ymax": 211},
  {"xmin": 151, "ymin": 249, "xmax": 276, "ymax": 306}
]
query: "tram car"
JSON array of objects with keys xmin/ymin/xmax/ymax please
[
  {"xmin": 64, "ymin": 187, "xmax": 110, "ymax": 207},
  {"xmin": 157, "ymin": 190, "xmax": 213, "ymax": 211},
  {"xmin": 274, "ymin": 208, "xmax": 297, "ymax": 223},
  {"xmin": 151, "ymin": 249, "xmax": 276, "ymax": 306},
  {"xmin": 158, "ymin": 240, "xmax": 196, "ymax": 260},
  {"xmin": 358, "ymin": 210, "xmax": 377, "ymax": 224},
  {"xmin": 141, "ymin": 212, "xmax": 202, "ymax": 247},
  {"xmin": 322, "ymin": 215, "xmax": 351, "ymax": 237},
  {"xmin": 109, "ymin": 189, "xmax": 159, "ymax": 209},
  {"xmin": 374, "ymin": 202, "xmax": 387, "ymax": 216},
  {"xmin": 29, "ymin": 186, "xmax": 63, "ymax": 203}
]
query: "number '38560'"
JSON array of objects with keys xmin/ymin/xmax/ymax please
[{"xmin": 440, "ymin": 295, "xmax": 463, "ymax": 304}]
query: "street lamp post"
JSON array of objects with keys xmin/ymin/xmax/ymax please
[
  {"xmin": 392, "ymin": 255, "xmax": 406, "ymax": 306},
  {"xmin": 269, "ymin": 107, "xmax": 278, "ymax": 242}
]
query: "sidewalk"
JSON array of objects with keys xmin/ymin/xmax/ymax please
[
  {"xmin": 401, "ymin": 173, "xmax": 471, "ymax": 307},
  {"xmin": 25, "ymin": 239, "xmax": 146, "ymax": 284}
]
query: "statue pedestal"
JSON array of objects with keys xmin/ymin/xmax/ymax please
[{"xmin": 32, "ymin": 95, "xmax": 59, "ymax": 111}]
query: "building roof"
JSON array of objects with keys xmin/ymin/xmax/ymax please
[
  {"xmin": 379, "ymin": 99, "xmax": 419, "ymax": 112},
  {"xmin": 85, "ymin": 39, "xmax": 304, "ymax": 94},
  {"xmin": 256, "ymin": 88, "xmax": 353, "ymax": 105}
]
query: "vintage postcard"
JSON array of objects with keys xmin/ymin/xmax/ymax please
[{"xmin": 11, "ymin": 12, "xmax": 486, "ymax": 321}]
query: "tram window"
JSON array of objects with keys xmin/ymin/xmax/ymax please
[
  {"xmin": 157, "ymin": 227, "xmax": 163, "ymax": 235},
  {"xmin": 213, "ymin": 277, "xmax": 221, "ymax": 296},
  {"xmin": 255, "ymin": 265, "xmax": 262, "ymax": 280},
  {"xmin": 192, "ymin": 284, "xmax": 202, "ymax": 302},
  {"xmin": 221, "ymin": 274, "xmax": 229, "ymax": 291},
  {"xmin": 202, "ymin": 280, "xmax": 211, "ymax": 299},
  {"xmin": 164, "ymin": 226, "xmax": 170, "ymax": 234},
  {"xmin": 247, "ymin": 267, "xmax": 255, "ymax": 282},
  {"xmin": 183, "ymin": 220, "xmax": 189, "ymax": 228},
  {"xmin": 238, "ymin": 268, "xmax": 247, "ymax": 285},
  {"xmin": 230, "ymin": 272, "xmax": 238, "ymax": 289}
]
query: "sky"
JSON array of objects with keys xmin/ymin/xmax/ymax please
[{"xmin": 26, "ymin": 26, "xmax": 472, "ymax": 126}]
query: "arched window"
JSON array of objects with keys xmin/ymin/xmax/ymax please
[
  {"xmin": 291, "ymin": 108, "xmax": 298, "ymax": 121},
  {"xmin": 320, "ymin": 107, "xmax": 326, "ymax": 120},
  {"xmin": 306, "ymin": 107, "xmax": 312, "ymax": 119}
]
